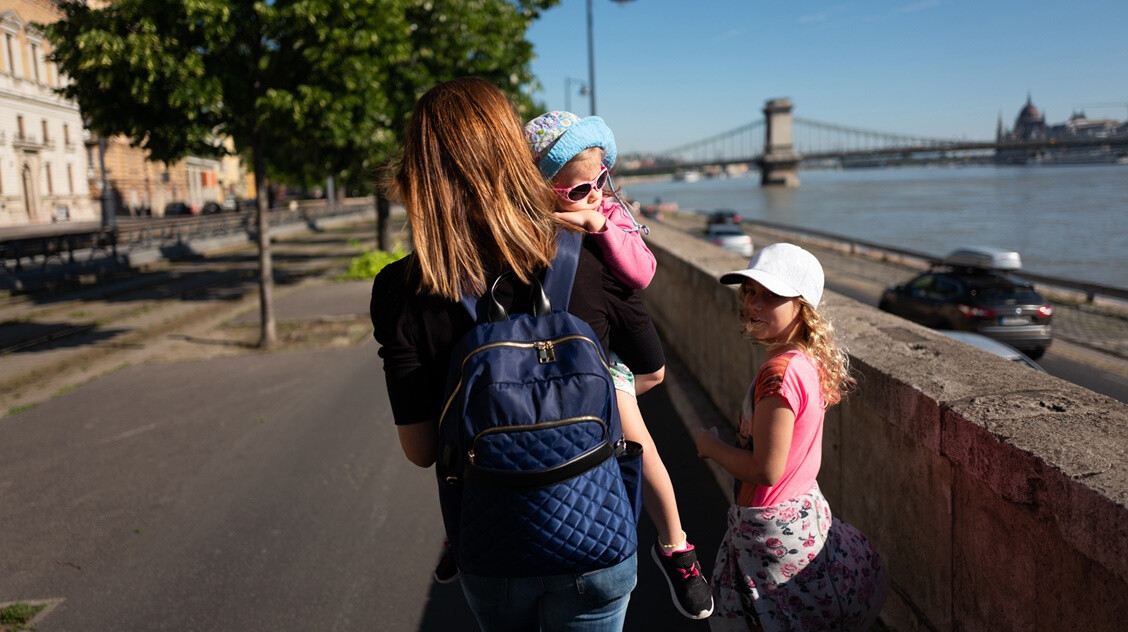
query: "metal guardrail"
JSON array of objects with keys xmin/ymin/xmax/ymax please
[
  {"xmin": 1, "ymin": 200, "xmax": 374, "ymax": 291},
  {"xmin": 741, "ymin": 218, "xmax": 1128, "ymax": 304}
]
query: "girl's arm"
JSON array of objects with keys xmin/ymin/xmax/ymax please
[
  {"xmin": 695, "ymin": 395, "xmax": 795, "ymax": 487},
  {"xmin": 588, "ymin": 200, "xmax": 656, "ymax": 290}
]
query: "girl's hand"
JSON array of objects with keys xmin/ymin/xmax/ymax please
[
  {"xmin": 694, "ymin": 426, "xmax": 721, "ymax": 459},
  {"xmin": 555, "ymin": 209, "xmax": 607, "ymax": 233}
]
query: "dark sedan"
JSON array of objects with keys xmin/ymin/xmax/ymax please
[{"xmin": 879, "ymin": 266, "xmax": 1053, "ymax": 359}]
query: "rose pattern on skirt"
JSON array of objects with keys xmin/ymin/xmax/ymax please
[{"xmin": 707, "ymin": 484, "xmax": 890, "ymax": 632}]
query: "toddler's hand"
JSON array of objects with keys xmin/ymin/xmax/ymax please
[{"xmin": 555, "ymin": 209, "xmax": 607, "ymax": 233}]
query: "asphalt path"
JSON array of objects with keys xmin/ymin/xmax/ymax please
[
  {"xmin": 1, "ymin": 342, "xmax": 465, "ymax": 630},
  {"xmin": 0, "ymin": 333, "xmax": 730, "ymax": 631}
]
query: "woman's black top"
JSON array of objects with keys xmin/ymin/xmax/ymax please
[{"xmin": 370, "ymin": 236, "xmax": 664, "ymax": 426}]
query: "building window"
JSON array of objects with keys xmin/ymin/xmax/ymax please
[
  {"xmin": 45, "ymin": 162, "xmax": 53, "ymax": 194},
  {"xmin": 63, "ymin": 123, "xmax": 70, "ymax": 146},
  {"xmin": 30, "ymin": 43, "xmax": 40, "ymax": 81},
  {"xmin": 67, "ymin": 164, "xmax": 74, "ymax": 193},
  {"xmin": 4, "ymin": 34, "xmax": 15, "ymax": 74},
  {"xmin": 16, "ymin": 115, "xmax": 24, "ymax": 140},
  {"xmin": 41, "ymin": 120, "xmax": 49, "ymax": 143}
]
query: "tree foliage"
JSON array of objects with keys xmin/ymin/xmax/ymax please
[
  {"xmin": 45, "ymin": 0, "xmax": 558, "ymax": 344},
  {"xmin": 47, "ymin": 0, "xmax": 556, "ymax": 184}
]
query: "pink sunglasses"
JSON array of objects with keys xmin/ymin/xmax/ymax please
[{"xmin": 553, "ymin": 166, "xmax": 609, "ymax": 202}]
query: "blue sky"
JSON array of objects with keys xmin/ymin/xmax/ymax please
[{"xmin": 525, "ymin": 0, "xmax": 1128, "ymax": 154}]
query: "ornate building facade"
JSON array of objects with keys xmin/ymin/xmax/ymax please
[
  {"xmin": 995, "ymin": 95, "xmax": 1128, "ymax": 164},
  {"xmin": 0, "ymin": 0, "xmax": 94, "ymax": 227}
]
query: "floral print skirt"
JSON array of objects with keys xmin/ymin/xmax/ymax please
[{"xmin": 708, "ymin": 484, "xmax": 889, "ymax": 632}]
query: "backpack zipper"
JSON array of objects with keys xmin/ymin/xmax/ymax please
[
  {"xmin": 438, "ymin": 335, "xmax": 609, "ymax": 434},
  {"xmin": 468, "ymin": 415, "xmax": 607, "ymax": 464}
]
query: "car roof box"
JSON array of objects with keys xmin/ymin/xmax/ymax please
[{"xmin": 943, "ymin": 246, "xmax": 1022, "ymax": 271}]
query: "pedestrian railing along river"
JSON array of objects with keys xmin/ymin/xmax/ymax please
[
  {"xmin": 0, "ymin": 199, "xmax": 374, "ymax": 291},
  {"xmin": 742, "ymin": 217, "xmax": 1128, "ymax": 305}
]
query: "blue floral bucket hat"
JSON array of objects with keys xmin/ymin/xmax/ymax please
[{"xmin": 524, "ymin": 111, "xmax": 617, "ymax": 179}]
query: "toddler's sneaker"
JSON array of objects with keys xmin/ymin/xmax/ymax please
[
  {"xmin": 651, "ymin": 542, "xmax": 714, "ymax": 620},
  {"xmin": 433, "ymin": 540, "xmax": 460, "ymax": 584}
]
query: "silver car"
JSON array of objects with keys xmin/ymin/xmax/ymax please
[{"xmin": 704, "ymin": 223, "xmax": 754, "ymax": 258}]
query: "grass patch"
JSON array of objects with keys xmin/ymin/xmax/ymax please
[
  {"xmin": 0, "ymin": 601, "xmax": 46, "ymax": 631},
  {"xmin": 338, "ymin": 240, "xmax": 407, "ymax": 280},
  {"xmin": 5, "ymin": 403, "xmax": 37, "ymax": 417}
]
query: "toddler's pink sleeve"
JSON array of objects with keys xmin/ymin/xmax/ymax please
[{"xmin": 589, "ymin": 200, "xmax": 656, "ymax": 290}]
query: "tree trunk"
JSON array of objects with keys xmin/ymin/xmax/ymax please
[
  {"xmin": 253, "ymin": 140, "xmax": 277, "ymax": 348},
  {"xmin": 376, "ymin": 191, "xmax": 391, "ymax": 252}
]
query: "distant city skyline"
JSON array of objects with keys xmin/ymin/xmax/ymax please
[{"xmin": 526, "ymin": 0, "xmax": 1128, "ymax": 154}]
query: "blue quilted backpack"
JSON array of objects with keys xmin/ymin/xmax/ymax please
[{"xmin": 436, "ymin": 229, "xmax": 643, "ymax": 578}]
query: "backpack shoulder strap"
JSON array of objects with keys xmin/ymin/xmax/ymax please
[{"xmin": 543, "ymin": 228, "xmax": 582, "ymax": 312}]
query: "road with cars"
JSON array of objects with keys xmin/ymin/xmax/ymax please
[{"xmin": 660, "ymin": 211, "xmax": 1128, "ymax": 404}]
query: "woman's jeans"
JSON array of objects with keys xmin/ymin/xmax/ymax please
[{"xmin": 460, "ymin": 553, "xmax": 637, "ymax": 632}]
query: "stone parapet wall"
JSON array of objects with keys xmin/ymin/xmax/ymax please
[{"xmin": 641, "ymin": 222, "xmax": 1128, "ymax": 631}]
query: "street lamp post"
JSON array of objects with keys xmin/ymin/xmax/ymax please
[
  {"xmin": 565, "ymin": 77, "xmax": 588, "ymax": 113},
  {"xmin": 585, "ymin": 0, "xmax": 634, "ymax": 117}
]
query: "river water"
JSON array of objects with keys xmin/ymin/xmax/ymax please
[{"xmin": 623, "ymin": 164, "xmax": 1128, "ymax": 289}]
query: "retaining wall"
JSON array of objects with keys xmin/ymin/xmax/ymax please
[{"xmin": 641, "ymin": 222, "xmax": 1128, "ymax": 631}]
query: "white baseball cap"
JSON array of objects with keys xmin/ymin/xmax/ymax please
[{"xmin": 718, "ymin": 243, "xmax": 824, "ymax": 309}]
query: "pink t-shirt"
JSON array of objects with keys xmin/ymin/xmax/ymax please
[
  {"xmin": 735, "ymin": 350, "xmax": 825, "ymax": 508},
  {"xmin": 588, "ymin": 198, "xmax": 655, "ymax": 290}
]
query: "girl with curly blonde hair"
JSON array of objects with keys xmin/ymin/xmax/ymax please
[{"xmin": 695, "ymin": 243, "xmax": 888, "ymax": 632}]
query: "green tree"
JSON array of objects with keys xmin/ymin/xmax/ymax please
[{"xmin": 47, "ymin": 0, "xmax": 555, "ymax": 346}]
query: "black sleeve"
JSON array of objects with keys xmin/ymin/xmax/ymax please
[
  {"xmin": 610, "ymin": 316, "xmax": 664, "ymax": 375},
  {"xmin": 370, "ymin": 258, "xmax": 459, "ymax": 425},
  {"xmin": 594, "ymin": 240, "xmax": 665, "ymax": 374}
]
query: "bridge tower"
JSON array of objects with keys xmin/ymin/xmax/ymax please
[{"xmin": 760, "ymin": 98, "xmax": 800, "ymax": 187}]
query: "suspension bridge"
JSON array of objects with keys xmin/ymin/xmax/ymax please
[{"xmin": 616, "ymin": 98, "xmax": 1128, "ymax": 186}]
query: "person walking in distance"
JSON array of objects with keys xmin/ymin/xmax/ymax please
[{"xmin": 695, "ymin": 243, "xmax": 889, "ymax": 631}]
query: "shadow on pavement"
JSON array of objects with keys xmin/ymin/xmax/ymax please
[{"xmin": 627, "ymin": 379, "xmax": 731, "ymax": 631}]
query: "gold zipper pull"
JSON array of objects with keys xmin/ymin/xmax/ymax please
[{"xmin": 536, "ymin": 341, "xmax": 556, "ymax": 363}]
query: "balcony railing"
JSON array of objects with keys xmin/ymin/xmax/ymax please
[{"xmin": 12, "ymin": 133, "xmax": 46, "ymax": 150}]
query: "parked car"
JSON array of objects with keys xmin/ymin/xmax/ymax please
[
  {"xmin": 706, "ymin": 209, "xmax": 742, "ymax": 225},
  {"xmin": 938, "ymin": 331, "xmax": 1047, "ymax": 372},
  {"xmin": 704, "ymin": 223, "xmax": 754, "ymax": 258},
  {"xmin": 163, "ymin": 201, "xmax": 194, "ymax": 216},
  {"xmin": 200, "ymin": 201, "xmax": 223, "ymax": 215},
  {"xmin": 878, "ymin": 247, "xmax": 1053, "ymax": 359}
]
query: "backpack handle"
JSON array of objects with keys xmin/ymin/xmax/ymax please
[
  {"xmin": 459, "ymin": 228, "xmax": 582, "ymax": 323},
  {"xmin": 483, "ymin": 273, "xmax": 551, "ymax": 322}
]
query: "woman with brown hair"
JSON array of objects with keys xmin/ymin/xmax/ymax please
[{"xmin": 370, "ymin": 77, "xmax": 666, "ymax": 631}]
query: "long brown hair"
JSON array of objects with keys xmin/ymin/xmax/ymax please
[{"xmin": 388, "ymin": 77, "xmax": 559, "ymax": 300}]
